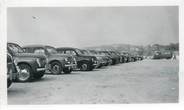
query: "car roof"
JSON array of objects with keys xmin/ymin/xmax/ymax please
[
  {"xmin": 56, "ymin": 47, "xmax": 78, "ymax": 50},
  {"xmin": 23, "ymin": 45, "xmax": 55, "ymax": 48},
  {"xmin": 7, "ymin": 42, "xmax": 20, "ymax": 46}
]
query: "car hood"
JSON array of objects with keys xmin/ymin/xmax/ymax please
[
  {"xmin": 80, "ymin": 54, "xmax": 96, "ymax": 58},
  {"xmin": 79, "ymin": 54, "xmax": 97, "ymax": 59},
  {"xmin": 50, "ymin": 53, "xmax": 71, "ymax": 58},
  {"xmin": 15, "ymin": 53, "xmax": 46, "ymax": 58}
]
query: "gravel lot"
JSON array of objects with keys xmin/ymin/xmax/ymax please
[{"xmin": 8, "ymin": 59, "xmax": 179, "ymax": 104}]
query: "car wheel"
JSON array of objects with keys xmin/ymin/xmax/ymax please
[
  {"xmin": 63, "ymin": 68, "xmax": 72, "ymax": 74},
  {"xmin": 17, "ymin": 64, "xmax": 33, "ymax": 82},
  {"xmin": 50, "ymin": 62, "xmax": 62, "ymax": 75},
  {"xmin": 33, "ymin": 71, "xmax": 45, "ymax": 79},
  {"xmin": 80, "ymin": 63, "xmax": 91, "ymax": 71},
  {"xmin": 104, "ymin": 63, "xmax": 108, "ymax": 66},
  {"xmin": 88, "ymin": 66, "xmax": 94, "ymax": 71},
  {"xmin": 112, "ymin": 60, "xmax": 116, "ymax": 65}
]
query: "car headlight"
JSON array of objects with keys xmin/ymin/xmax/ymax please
[
  {"xmin": 64, "ymin": 57, "xmax": 71, "ymax": 64},
  {"xmin": 64, "ymin": 58, "xmax": 68, "ymax": 62},
  {"xmin": 73, "ymin": 58, "xmax": 77, "ymax": 64},
  {"xmin": 91, "ymin": 58, "xmax": 94, "ymax": 62}
]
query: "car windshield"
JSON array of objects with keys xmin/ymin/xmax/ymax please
[
  {"xmin": 75, "ymin": 49, "xmax": 84, "ymax": 55},
  {"xmin": 8, "ymin": 43, "xmax": 24, "ymax": 53},
  {"xmin": 46, "ymin": 47, "xmax": 57, "ymax": 54},
  {"xmin": 99, "ymin": 52, "xmax": 106, "ymax": 56},
  {"xmin": 89, "ymin": 51, "xmax": 97, "ymax": 55},
  {"xmin": 101, "ymin": 51, "xmax": 110, "ymax": 55},
  {"xmin": 81, "ymin": 50, "xmax": 90, "ymax": 55}
]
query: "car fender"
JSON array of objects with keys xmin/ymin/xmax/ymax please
[
  {"xmin": 48, "ymin": 59, "xmax": 65, "ymax": 67},
  {"xmin": 14, "ymin": 57, "xmax": 39, "ymax": 72}
]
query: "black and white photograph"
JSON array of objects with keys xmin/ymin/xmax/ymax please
[{"xmin": 6, "ymin": 6, "xmax": 179, "ymax": 105}]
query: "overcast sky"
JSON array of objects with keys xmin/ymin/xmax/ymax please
[{"xmin": 7, "ymin": 6, "xmax": 178, "ymax": 48}]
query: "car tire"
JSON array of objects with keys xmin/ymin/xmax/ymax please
[
  {"xmin": 80, "ymin": 62, "xmax": 92, "ymax": 71},
  {"xmin": 50, "ymin": 62, "xmax": 62, "ymax": 75},
  {"xmin": 104, "ymin": 63, "xmax": 108, "ymax": 66},
  {"xmin": 112, "ymin": 60, "xmax": 116, "ymax": 65},
  {"xmin": 97, "ymin": 64, "xmax": 102, "ymax": 68},
  {"xmin": 17, "ymin": 64, "xmax": 33, "ymax": 82},
  {"xmin": 63, "ymin": 68, "xmax": 72, "ymax": 74},
  {"xmin": 33, "ymin": 71, "xmax": 45, "ymax": 79},
  {"xmin": 88, "ymin": 66, "xmax": 94, "ymax": 71}
]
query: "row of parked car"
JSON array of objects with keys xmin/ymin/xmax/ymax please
[{"xmin": 7, "ymin": 42, "xmax": 143, "ymax": 88}]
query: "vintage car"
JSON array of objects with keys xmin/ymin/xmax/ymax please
[
  {"xmin": 153, "ymin": 51, "xmax": 172, "ymax": 59},
  {"xmin": 111, "ymin": 51, "xmax": 124, "ymax": 63},
  {"xmin": 56, "ymin": 47, "xmax": 98, "ymax": 71},
  {"xmin": 120, "ymin": 52, "xmax": 129, "ymax": 63},
  {"xmin": 7, "ymin": 53, "xmax": 17, "ymax": 88},
  {"xmin": 129, "ymin": 54, "xmax": 137, "ymax": 62},
  {"xmin": 88, "ymin": 50, "xmax": 111, "ymax": 67},
  {"xmin": 97, "ymin": 51, "xmax": 113, "ymax": 65},
  {"xmin": 7, "ymin": 43, "xmax": 47, "ymax": 82},
  {"xmin": 135, "ymin": 55, "xmax": 143, "ymax": 61},
  {"xmin": 99, "ymin": 51, "xmax": 119, "ymax": 65},
  {"xmin": 23, "ymin": 45, "xmax": 76, "ymax": 74},
  {"xmin": 121, "ymin": 52, "xmax": 138, "ymax": 62},
  {"xmin": 79, "ymin": 49, "xmax": 105, "ymax": 68}
]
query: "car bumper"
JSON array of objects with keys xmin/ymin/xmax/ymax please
[
  {"xmin": 37, "ymin": 68, "xmax": 46, "ymax": 72},
  {"xmin": 65, "ymin": 63, "xmax": 77, "ymax": 69}
]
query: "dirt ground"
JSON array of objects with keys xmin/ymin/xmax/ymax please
[{"xmin": 8, "ymin": 59, "xmax": 179, "ymax": 104}]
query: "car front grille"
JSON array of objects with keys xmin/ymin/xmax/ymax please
[{"xmin": 39, "ymin": 58, "xmax": 47, "ymax": 67}]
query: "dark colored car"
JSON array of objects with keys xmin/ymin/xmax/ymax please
[
  {"xmin": 100, "ymin": 51, "xmax": 119, "ymax": 65},
  {"xmin": 7, "ymin": 53, "xmax": 17, "ymax": 88},
  {"xmin": 120, "ymin": 52, "xmax": 129, "ymax": 63},
  {"xmin": 80, "ymin": 49, "xmax": 106, "ymax": 68},
  {"xmin": 129, "ymin": 54, "xmax": 137, "ymax": 62},
  {"xmin": 135, "ymin": 55, "xmax": 143, "ymax": 61},
  {"xmin": 153, "ymin": 51, "xmax": 172, "ymax": 59},
  {"xmin": 56, "ymin": 47, "xmax": 98, "ymax": 71},
  {"xmin": 7, "ymin": 43, "xmax": 47, "ymax": 82},
  {"xmin": 111, "ymin": 51, "xmax": 124, "ymax": 63},
  {"xmin": 23, "ymin": 45, "xmax": 76, "ymax": 75},
  {"xmin": 97, "ymin": 51, "xmax": 113, "ymax": 65},
  {"xmin": 121, "ymin": 52, "xmax": 137, "ymax": 62},
  {"xmin": 87, "ymin": 50, "xmax": 110, "ymax": 67}
]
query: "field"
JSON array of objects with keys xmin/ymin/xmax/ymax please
[{"xmin": 8, "ymin": 59, "xmax": 179, "ymax": 104}]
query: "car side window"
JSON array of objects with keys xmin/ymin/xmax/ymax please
[
  {"xmin": 24, "ymin": 48, "xmax": 32, "ymax": 53},
  {"xmin": 58, "ymin": 50, "xmax": 65, "ymax": 54},
  {"xmin": 34, "ymin": 49, "xmax": 45, "ymax": 55},
  {"xmin": 65, "ymin": 50, "xmax": 77, "ymax": 55}
]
